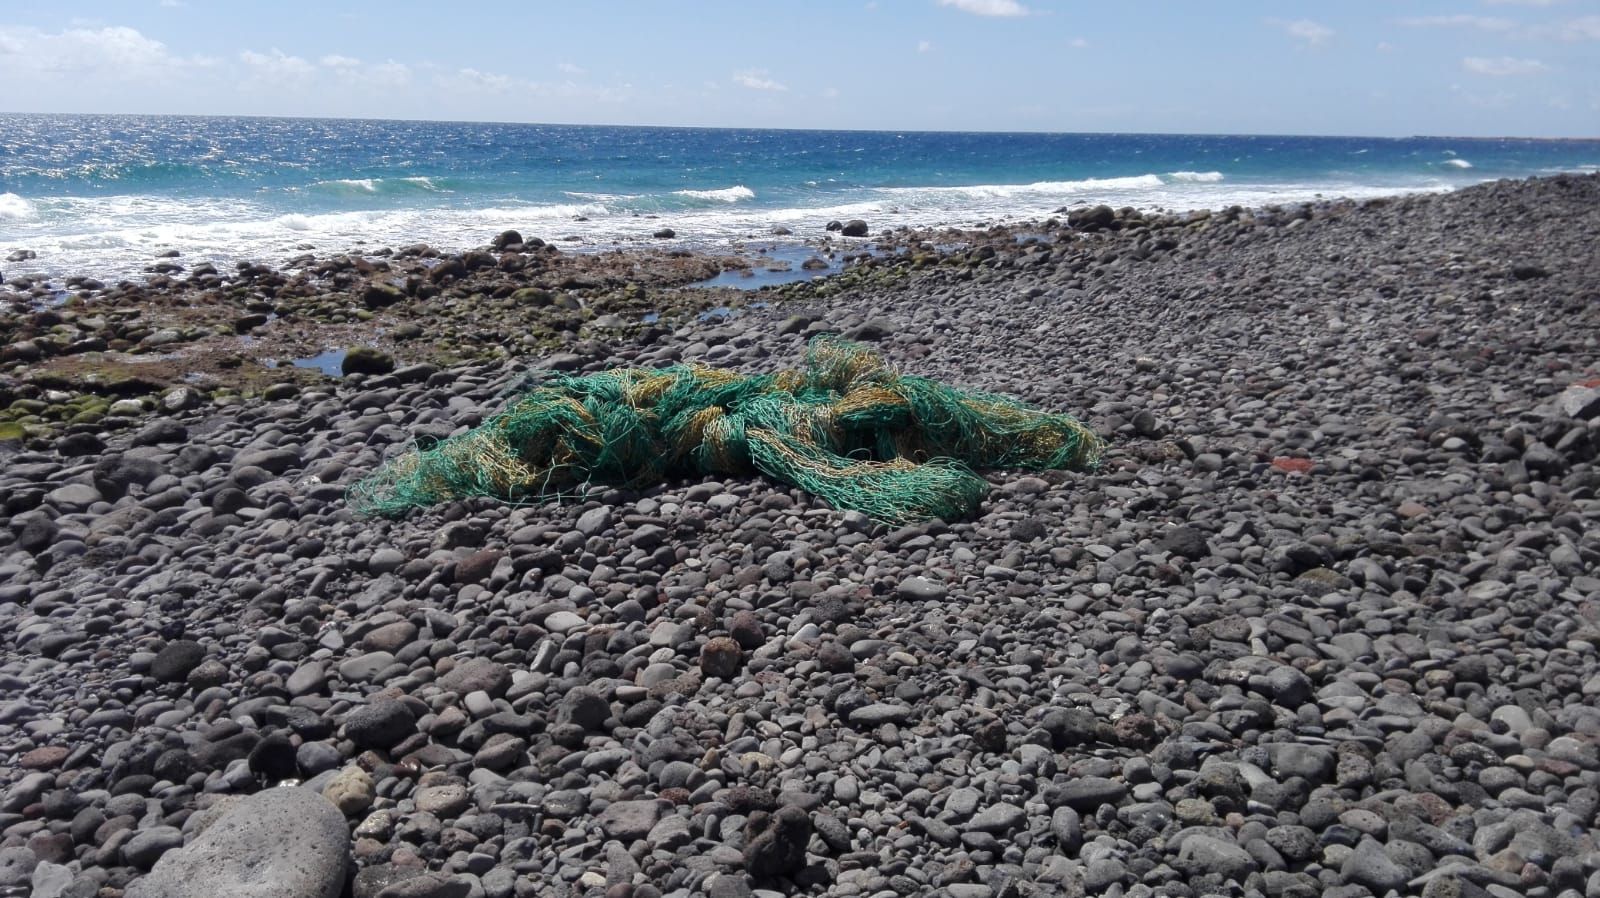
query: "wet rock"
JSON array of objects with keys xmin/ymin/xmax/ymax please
[{"xmin": 342, "ymin": 346, "xmax": 396, "ymax": 376}]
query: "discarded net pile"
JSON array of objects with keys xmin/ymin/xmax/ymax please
[{"xmin": 348, "ymin": 336, "xmax": 1103, "ymax": 524}]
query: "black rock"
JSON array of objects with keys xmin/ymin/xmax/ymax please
[
  {"xmin": 840, "ymin": 220, "xmax": 869, "ymax": 237},
  {"xmin": 1040, "ymin": 708, "xmax": 1103, "ymax": 749},
  {"xmin": 151, "ymin": 640, "xmax": 206, "ymax": 683},
  {"xmin": 131, "ymin": 420, "xmax": 188, "ymax": 447},
  {"xmin": 55, "ymin": 432, "xmax": 105, "ymax": 457},
  {"xmin": 1069, "ymin": 205, "xmax": 1116, "ymax": 231},
  {"xmin": 247, "ymin": 732, "xmax": 298, "ymax": 781},
  {"xmin": 1160, "ymin": 526, "xmax": 1210, "ymax": 560},
  {"xmin": 743, "ymin": 806, "xmax": 811, "ymax": 878},
  {"xmin": 361, "ymin": 283, "xmax": 406, "ymax": 308},
  {"xmin": 344, "ymin": 701, "xmax": 417, "ymax": 750},
  {"xmin": 556, "ymin": 687, "xmax": 610, "ymax": 731}
]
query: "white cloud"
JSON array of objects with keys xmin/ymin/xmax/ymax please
[
  {"xmin": 1462, "ymin": 55, "xmax": 1549, "ymax": 75},
  {"xmin": 917, "ymin": 39, "xmax": 933, "ymax": 53},
  {"xmin": 239, "ymin": 48, "xmax": 316, "ymax": 81},
  {"xmin": 363, "ymin": 61, "xmax": 411, "ymax": 88},
  {"xmin": 1397, "ymin": 15, "xmax": 1517, "ymax": 31},
  {"xmin": 1271, "ymin": 19, "xmax": 1334, "ymax": 46},
  {"xmin": 320, "ymin": 54, "xmax": 360, "ymax": 68},
  {"xmin": 159, "ymin": 0, "xmax": 184, "ymax": 6},
  {"xmin": 449, "ymin": 66, "xmax": 516, "ymax": 91},
  {"xmin": 1405, "ymin": 12, "xmax": 1598, "ymax": 41},
  {"xmin": 938, "ymin": 0, "xmax": 1030, "ymax": 18},
  {"xmin": 1546, "ymin": 14, "xmax": 1600, "ymax": 40},
  {"xmin": 733, "ymin": 69, "xmax": 786, "ymax": 91},
  {"xmin": 558, "ymin": 62, "xmax": 586, "ymax": 76},
  {"xmin": 1377, "ymin": 41, "xmax": 1396, "ymax": 51},
  {"xmin": 822, "ymin": 86, "xmax": 840, "ymax": 99},
  {"xmin": 0, "ymin": 24, "xmax": 198, "ymax": 74},
  {"xmin": 1068, "ymin": 37, "xmax": 1089, "ymax": 48}
]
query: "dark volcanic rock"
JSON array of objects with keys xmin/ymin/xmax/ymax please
[
  {"xmin": 344, "ymin": 701, "xmax": 417, "ymax": 750},
  {"xmin": 151, "ymin": 640, "xmax": 206, "ymax": 683},
  {"xmin": 743, "ymin": 806, "xmax": 811, "ymax": 878}
]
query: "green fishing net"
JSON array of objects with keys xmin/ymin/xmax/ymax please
[{"xmin": 347, "ymin": 336, "xmax": 1103, "ymax": 524}]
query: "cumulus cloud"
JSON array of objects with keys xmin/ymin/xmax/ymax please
[
  {"xmin": 917, "ymin": 39, "xmax": 933, "ymax": 52},
  {"xmin": 937, "ymin": 0, "xmax": 1030, "ymax": 18},
  {"xmin": 558, "ymin": 62, "xmax": 586, "ymax": 75},
  {"xmin": 1462, "ymin": 55, "xmax": 1549, "ymax": 75},
  {"xmin": 320, "ymin": 54, "xmax": 360, "ymax": 68},
  {"xmin": 733, "ymin": 69, "xmax": 786, "ymax": 91},
  {"xmin": 1271, "ymin": 18, "xmax": 1334, "ymax": 46},
  {"xmin": 0, "ymin": 24, "xmax": 210, "ymax": 76}
]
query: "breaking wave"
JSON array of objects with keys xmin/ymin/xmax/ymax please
[
  {"xmin": 673, "ymin": 185, "xmax": 756, "ymax": 202},
  {"xmin": 0, "ymin": 192, "xmax": 37, "ymax": 220}
]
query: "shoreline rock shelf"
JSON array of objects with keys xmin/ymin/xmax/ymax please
[{"xmin": 1, "ymin": 174, "xmax": 1599, "ymax": 897}]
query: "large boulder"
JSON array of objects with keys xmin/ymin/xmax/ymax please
[{"xmin": 125, "ymin": 787, "xmax": 348, "ymax": 898}]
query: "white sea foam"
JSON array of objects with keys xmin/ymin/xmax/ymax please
[
  {"xmin": 1168, "ymin": 171, "xmax": 1225, "ymax": 183},
  {"xmin": 469, "ymin": 203, "xmax": 611, "ymax": 220},
  {"xmin": 400, "ymin": 176, "xmax": 441, "ymax": 190},
  {"xmin": 673, "ymin": 185, "xmax": 756, "ymax": 202},
  {"xmin": 0, "ymin": 192, "xmax": 37, "ymax": 220},
  {"xmin": 3, "ymin": 178, "xmax": 1461, "ymax": 284},
  {"xmin": 312, "ymin": 178, "xmax": 380, "ymax": 192},
  {"xmin": 1443, "ymin": 159, "xmax": 1473, "ymax": 169},
  {"xmin": 879, "ymin": 175, "xmax": 1167, "ymax": 203}
]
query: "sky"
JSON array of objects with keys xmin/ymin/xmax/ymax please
[{"xmin": 0, "ymin": 1, "xmax": 1596, "ymax": 137}]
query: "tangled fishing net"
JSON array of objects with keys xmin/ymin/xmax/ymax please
[{"xmin": 348, "ymin": 336, "xmax": 1103, "ymax": 524}]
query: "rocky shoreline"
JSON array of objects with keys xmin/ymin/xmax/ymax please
[{"xmin": 2, "ymin": 174, "xmax": 1599, "ymax": 898}]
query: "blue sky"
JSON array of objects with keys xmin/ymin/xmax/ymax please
[{"xmin": 0, "ymin": 1, "xmax": 1595, "ymax": 136}]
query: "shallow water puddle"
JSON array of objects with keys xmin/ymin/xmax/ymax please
[
  {"xmin": 264, "ymin": 348, "xmax": 347, "ymax": 376},
  {"xmin": 692, "ymin": 244, "xmax": 843, "ymax": 290}
]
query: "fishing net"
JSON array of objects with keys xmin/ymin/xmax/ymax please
[{"xmin": 347, "ymin": 336, "xmax": 1103, "ymax": 524}]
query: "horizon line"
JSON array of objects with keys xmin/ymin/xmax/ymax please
[{"xmin": 1, "ymin": 110, "xmax": 1596, "ymax": 143}]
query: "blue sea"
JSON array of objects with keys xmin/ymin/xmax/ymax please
[{"xmin": 3, "ymin": 114, "xmax": 1598, "ymax": 280}]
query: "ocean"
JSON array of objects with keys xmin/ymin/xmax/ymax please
[{"xmin": 2, "ymin": 114, "xmax": 1597, "ymax": 281}]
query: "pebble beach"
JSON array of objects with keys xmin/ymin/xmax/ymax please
[{"xmin": 2, "ymin": 172, "xmax": 1599, "ymax": 898}]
